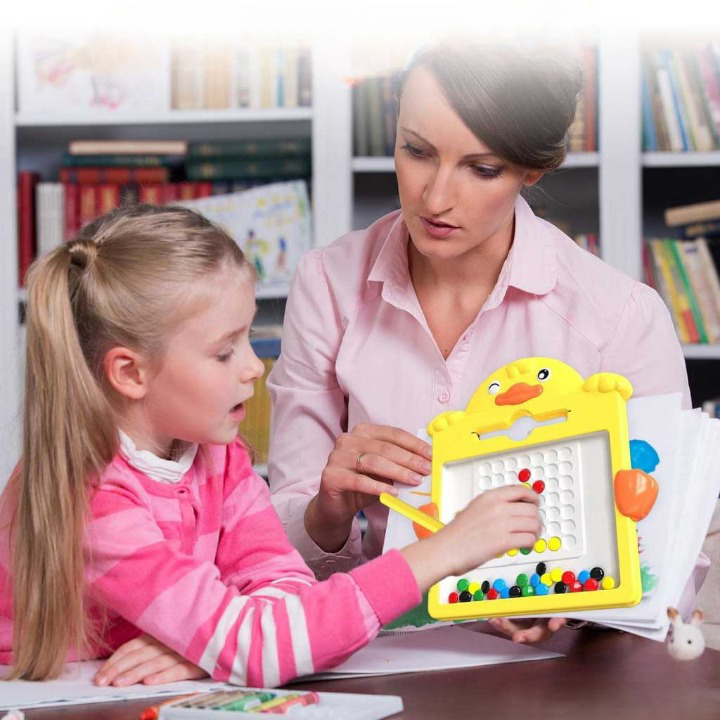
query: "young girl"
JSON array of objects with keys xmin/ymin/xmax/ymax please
[{"xmin": 0, "ymin": 204, "xmax": 541, "ymax": 686}]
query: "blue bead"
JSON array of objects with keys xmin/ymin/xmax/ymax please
[
  {"xmin": 578, "ymin": 570, "xmax": 590, "ymax": 584},
  {"xmin": 535, "ymin": 583, "xmax": 549, "ymax": 596},
  {"xmin": 493, "ymin": 579, "xmax": 507, "ymax": 592},
  {"xmin": 500, "ymin": 588, "xmax": 510, "ymax": 599},
  {"xmin": 530, "ymin": 573, "xmax": 540, "ymax": 587},
  {"xmin": 630, "ymin": 439, "xmax": 660, "ymax": 473}
]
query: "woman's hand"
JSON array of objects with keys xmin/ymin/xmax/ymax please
[
  {"xmin": 488, "ymin": 616, "xmax": 568, "ymax": 643},
  {"xmin": 93, "ymin": 634, "xmax": 208, "ymax": 687},
  {"xmin": 305, "ymin": 423, "xmax": 433, "ymax": 552}
]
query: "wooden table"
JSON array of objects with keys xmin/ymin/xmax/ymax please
[{"xmin": 21, "ymin": 628, "xmax": 720, "ymax": 720}]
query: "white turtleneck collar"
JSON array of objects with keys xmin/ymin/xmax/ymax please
[{"xmin": 119, "ymin": 430, "xmax": 198, "ymax": 484}]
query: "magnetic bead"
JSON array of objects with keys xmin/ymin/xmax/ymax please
[
  {"xmin": 457, "ymin": 578, "xmax": 470, "ymax": 592},
  {"xmin": 520, "ymin": 547, "xmax": 532, "ymax": 555},
  {"xmin": 519, "ymin": 468, "xmax": 531, "ymax": 482},
  {"xmin": 521, "ymin": 585, "xmax": 536, "ymax": 597},
  {"xmin": 534, "ymin": 539, "xmax": 547, "ymax": 553},
  {"xmin": 532, "ymin": 480, "xmax": 545, "ymax": 494},
  {"xmin": 459, "ymin": 590, "xmax": 473, "ymax": 602},
  {"xmin": 554, "ymin": 581, "xmax": 567, "ymax": 594},
  {"xmin": 536, "ymin": 562, "xmax": 547, "ymax": 576},
  {"xmin": 548, "ymin": 537, "xmax": 562, "ymax": 551},
  {"xmin": 590, "ymin": 567, "xmax": 605, "ymax": 581},
  {"xmin": 522, "ymin": 482, "xmax": 531, "ymax": 489},
  {"xmin": 493, "ymin": 579, "xmax": 507, "ymax": 592},
  {"xmin": 449, "ymin": 592, "xmax": 459, "ymax": 603},
  {"xmin": 481, "ymin": 581, "xmax": 491, "ymax": 593},
  {"xmin": 535, "ymin": 583, "xmax": 549, "ymax": 596},
  {"xmin": 530, "ymin": 573, "xmax": 540, "ymax": 587},
  {"xmin": 468, "ymin": 582, "xmax": 480, "ymax": 594},
  {"xmin": 473, "ymin": 590, "xmax": 484, "ymax": 601},
  {"xmin": 569, "ymin": 580, "xmax": 583, "ymax": 592},
  {"xmin": 500, "ymin": 588, "xmax": 510, "ymax": 599},
  {"xmin": 508, "ymin": 548, "xmax": 519, "ymax": 556},
  {"xmin": 509, "ymin": 585, "xmax": 523, "ymax": 598},
  {"xmin": 541, "ymin": 573, "xmax": 553, "ymax": 586},
  {"xmin": 583, "ymin": 578, "xmax": 599, "ymax": 592},
  {"xmin": 516, "ymin": 573, "xmax": 529, "ymax": 587},
  {"xmin": 601, "ymin": 576, "xmax": 616, "ymax": 590},
  {"xmin": 578, "ymin": 570, "xmax": 590, "ymax": 584},
  {"xmin": 562, "ymin": 571, "xmax": 576, "ymax": 585},
  {"xmin": 550, "ymin": 568, "xmax": 564, "ymax": 583},
  {"xmin": 487, "ymin": 588, "xmax": 499, "ymax": 600}
]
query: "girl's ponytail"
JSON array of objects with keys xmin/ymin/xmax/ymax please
[{"xmin": 10, "ymin": 240, "xmax": 116, "ymax": 679}]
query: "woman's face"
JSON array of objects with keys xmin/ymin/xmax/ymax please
[{"xmin": 395, "ymin": 66, "xmax": 543, "ymax": 262}]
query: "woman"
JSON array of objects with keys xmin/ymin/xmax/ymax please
[{"xmin": 267, "ymin": 40, "xmax": 695, "ymax": 642}]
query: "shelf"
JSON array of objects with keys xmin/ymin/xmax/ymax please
[
  {"xmin": 683, "ymin": 344, "xmax": 720, "ymax": 359},
  {"xmin": 352, "ymin": 152, "xmax": 599, "ymax": 173},
  {"xmin": 643, "ymin": 152, "xmax": 720, "ymax": 168},
  {"xmin": 255, "ymin": 283, "xmax": 290, "ymax": 300},
  {"xmin": 15, "ymin": 108, "xmax": 314, "ymax": 128}
]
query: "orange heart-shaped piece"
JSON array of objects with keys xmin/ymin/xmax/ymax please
[
  {"xmin": 413, "ymin": 502, "xmax": 439, "ymax": 540},
  {"xmin": 614, "ymin": 469, "xmax": 658, "ymax": 521}
]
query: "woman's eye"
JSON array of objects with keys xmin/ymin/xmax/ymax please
[
  {"xmin": 488, "ymin": 382, "xmax": 501, "ymax": 395},
  {"xmin": 471, "ymin": 165, "xmax": 502, "ymax": 180},
  {"xmin": 401, "ymin": 143, "xmax": 426, "ymax": 158},
  {"xmin": 537, "ymin": 368, "xmax": 551, "ymax": 381}
]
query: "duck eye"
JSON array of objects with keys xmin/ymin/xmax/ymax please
[
  {"xmin": 537, "ymin": 368, "xmax": 551, "ymax": 381},
  {"xmin": 488, "ymin": 382, "xmax": 501, "ymax": 395}
]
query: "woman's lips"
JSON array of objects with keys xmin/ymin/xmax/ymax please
[{"xmin": 420, "ymin": 216, "xmax": 459, "ymax": 239}]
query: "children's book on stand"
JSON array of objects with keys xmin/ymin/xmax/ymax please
[{"xmin": 382, "ymin": 357, "xmax": 720, "ymax": 641}]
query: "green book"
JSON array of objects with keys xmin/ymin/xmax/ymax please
[
  {"xmin": 187, "ymin": 138, "xmax": 311, "ymax": 159},
  {"xmin": 669, "ymin": 239, "xmax": 708, "ymax": 343},
  {"xmin": 186, "ymin": 156, "xmax": 311, "ymax": 181},
  {"xmin": 61, "ymin": 153, "xmax": 179, "ymax": 167}
]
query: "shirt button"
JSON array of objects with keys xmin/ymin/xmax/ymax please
[{"xmin": 438, "ymin": 391, "xmax": 450, "ymax": 403}]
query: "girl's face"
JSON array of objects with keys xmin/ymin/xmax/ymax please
[
  {"xmin": 395, "ymin": 66, "xmax": 543, "ymax": 263},
  {"xmin": 142, "ymin": 270, "xmax": 265, "ymax": 453}
]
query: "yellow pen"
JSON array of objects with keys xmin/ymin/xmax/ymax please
[{"xmin": 379, "ymin": 493, "xmax": 444, "ymax": 534}]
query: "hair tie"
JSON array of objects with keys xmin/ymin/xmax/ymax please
[{"xmin": 67, "ymin": 239, "xmax": 98, "ymax": 271}]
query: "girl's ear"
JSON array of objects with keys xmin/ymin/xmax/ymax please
[
  {"xmin": 522, "ymin": 169, "xmax": 545, "ymax": 188},
  {"xmin": 691, "ymin": 610, "xmax": 705, "ymax": 626},
  {"xmin": 103, "ymin": 346, "xmax": 149, "ymax": 401}
]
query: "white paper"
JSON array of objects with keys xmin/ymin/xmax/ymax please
[
  {"xmin": 0, "ymin": 661, "xmax": 230, "ymax": 711},
  {"xmin": 299, "ymin": 625, "xmax": 562, "ymax": 680}
]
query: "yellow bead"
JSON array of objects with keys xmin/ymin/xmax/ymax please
[
  {"xmin": 468, "ymin": 582, "xmax": 480, "ymax": 594},
  {"xmin": 602, "ymin": 576, "xmax": 616, "ymax": 590},
  {"xmin": 550, "ymin": 568, "xmax": 563, "ymax": 582},
  {"xmin": 540, "ymin": 573, "xmax": 552, "ymax": 586},
  {"xmin": 508, "ymin": 548, "xmax": 519, "ymax": 556},
  {"xmin": 548, "ymin": 536, "xmax": 562, "ymax": 551},
  {"xmin": 522, "ymin": 482, "xmax": 530, "ymax": 489},
  {"xmin": 534, "ymin": 539, "xmax": 547, "ymax": 553}
]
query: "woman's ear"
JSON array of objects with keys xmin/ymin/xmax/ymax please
[
  {"xmin": 103, "ymin": 346, "xmax": 149, "ymax": 401},
  {"xmin": 523, "ymin": 169, "xmax": 545, "ymax": 187}
]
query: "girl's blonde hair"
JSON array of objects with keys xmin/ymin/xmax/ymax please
[{"xmin": 7, "ymin": 204, "xmax": 250, "ymax": 679}]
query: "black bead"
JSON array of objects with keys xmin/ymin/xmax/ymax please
[
  {"xmin": 554, "ymin": 582, "xmax": 567, "ymax": 594},
  {"xmin": 459, "ymin": 590, "xmax": 473, "ymax": 602},
  {"xmin": 536, "ymin": 562, "xmax": 547, "ymax": 576},
  {"xmin": 481, "ymin": 580, "xmax": 490, "ymax": 594},
  {"xmin": 509, "ymin": 585, "xmax": 522, "ymax": 598},
  {"xmin": 590, "ymin": 567, "xmax": 605, "ymax": 581}
]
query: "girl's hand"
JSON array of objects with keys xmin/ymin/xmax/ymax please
[
  {"xmin": 305, "ymin": 423, "xmax": 432, "ymax": 551},
  {"xmin": 488, "ymin": 616, "xmax": 568, "ymax": 643},
  {"xmin": 93, "ymin": 634, "xmax": 208, "ymax": 687}
]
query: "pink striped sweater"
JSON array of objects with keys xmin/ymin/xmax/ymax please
[{"xmin": 0, "ymin": 439, "xmax": 421, "ymax": 684}]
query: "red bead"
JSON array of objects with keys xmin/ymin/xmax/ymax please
[
  {"xmin": 570, "ymin": 580, "xmax": 583, "ymax": 592},
  {"xmin": 583, "ymin": 578, "xmax": 599, "ymax": 591},
  {"xmin": 449, "ymin": 592, "xmax": 459, "ymax": 603},
  {"xmin": 532, "ymin": 480, "xmax": 545, "ymax": 494},
  {"xmin": 519, "ymin": 468, "xmax": 531, "ymax": 482},
  {"xmin": 487, "ymin": 589, "xmax": 499, "ymax": 600},
  {"xmin": 562, "ymin": 571, "xmax": 576, "ymax": 585}
]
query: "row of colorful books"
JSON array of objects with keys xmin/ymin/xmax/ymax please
[
  {"xmin": 573, "ymin": 233, "xmax": 600, "ymax": 257},
  {"xmin": 643, "ymin": 237, "xmax": 720, "ymax": 344},
  {"xmin": 17, "ymin": 33, "xmax": 312, "ymax": 116},
  {"xmin": 351, "ymin": 45, "xmax": 597, "ymax": 158},
  {"xmin": 642, "ymin": 44, "xmax": 720, "ymax": 152}
]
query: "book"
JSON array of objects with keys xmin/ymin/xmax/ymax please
[
  {"xmin": 35, "ymin": 182, "xmax": 65, "ymax": 258},
  {"xmin": 680, "ymin": 240, "xmax": 720, "ymax": 343},
  {"xmin": 61, "ymin": 153, "xmax": 180, "ymax": 168},
  {"xmin": 17, "ymin": 171, "xmax": 39, "ymax": 286},
  {"xmin": 649, "ymin": 238, "xmax": 690, "ymax": 343},
  {"xmin": 697, "ymin": 238, "xmax": 720, "ymax": 337},
  {"xmin": 59, "ymin": 167, "xmax": 169, "ymax": 184},
  {"xmin": 68, "ymin": 140, "xmax": 187, "ymax": 156},
  {"xmin": 187, "ymin": 138, "xmax": 311, "ymax": 159},
  {"xmin": 185, "ymin": 157, "xmax": 310, "ymax": 181},
  {"xmin": 668, "ymin": 239, "xmax": 708, "ymax": 342},
  {"xmin": 665, "ymin": 199, "xmax": 720, "ymax": 227}
]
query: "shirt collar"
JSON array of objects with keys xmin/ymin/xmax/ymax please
[
  {"xmin": 366, "ymin": 196, "xmax": 557, "ymax": 298},
  {"xmin": 119, "ymin": 430, "xmax": 198, "ymax": 484}
]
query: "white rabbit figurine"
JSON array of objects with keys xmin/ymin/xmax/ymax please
[{"xmin": 667, "ymin": 607, "xmax": 705, "ymax": 661}]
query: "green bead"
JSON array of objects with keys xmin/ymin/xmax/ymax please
[
  {"xmin": 520, "ymin": 547, "xmax": 532, "ymax": 555},
  {"xmin": 473, "ymin": 590, "xmax": 484, "ymax": 601},
  {"xmin": 521, "ymin": 585, "xmax": 536, "ymax": 597},
  {"xmin": 457, "ymin": 578, "xmax": 470, "ymax": 592},
  {"xmin": 516, "ymin": 573, "xmax": 529, "ymax": 587}
]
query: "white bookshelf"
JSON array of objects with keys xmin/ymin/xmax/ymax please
[{"xmin": 643, "ymin": 152, "xmax": 720, "ymax": 168}]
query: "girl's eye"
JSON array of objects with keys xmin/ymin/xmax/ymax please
[
  {"xmin": 217, "ymin": 349, "xmax": 234, "ymax": 363},
  {"xmin": 488, "ymin": 381, "xmax": 501, "ymax": 395},
  {"xmin": 471, "ymin": 165, "xmax": 502, "ymax": 180},
  {"xmin": 401, "ymin": 142, "xmax": 426, "ymax": 158},
  {"xmin": 537, "ymin": 368, "xmax": 551, "ymax": 381}
]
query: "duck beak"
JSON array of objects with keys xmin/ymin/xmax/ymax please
[{"xmin": 495, "ymin": 382, "xmax": 543, "ymax": 406}]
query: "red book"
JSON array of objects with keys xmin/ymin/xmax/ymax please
[
  {"xmin": 64, "ymin": 183, "xmax": 79, "ymax": 241},
  {"xmin": 97, "ymin": 184, "xmax": 121, "ymax": 216},
  {"xmin": 196, "ymin": 182, "xmax": 213, "ymax": 198},
  {"xmin": 163, "ymin": 183, "xmax": 180, "ymax": 203},
  {"xmin": 79, "ymin": 185, "xmax": 98, "ymax": 230},
  {"xmin": 17, "ymin": 171, "xmax": 39, "ymax": 286},
  {"xmin": 140, "ymin": 185, "xmax": 164, "ymax": 204},
  {"xmin": 60, "ymin": 167, "xmax": 169, "ymax": 184}
]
